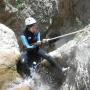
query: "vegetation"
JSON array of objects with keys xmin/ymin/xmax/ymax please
[
  {"xmin": 16, "ymin": 0, "xmax": 24, "ymax": 5},
  {"xmin": 16, "ymin": 0, "xmax": 25, "ymax": 10}
]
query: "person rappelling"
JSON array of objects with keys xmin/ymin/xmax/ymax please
[
  {"xmin": 18, "ymin": 17, "xmax": 74, "ymax": 77},
  {"xmin": 19, "ymin": 17, "xmax": 59, "ymax": 77}
]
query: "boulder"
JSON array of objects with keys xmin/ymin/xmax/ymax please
[{"xmin": 0, "ymin": 23, "xmax": 20, "ymax": 90}]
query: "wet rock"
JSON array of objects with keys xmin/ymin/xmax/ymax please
[
  {"xmin": 48, "ymin": 0, "xmax": 90, "ymax": 37},
  {"xmin": 59, "ymin": 24, "xmax": 90, "ymax": 90},
  {"xmin": 15, "ymin": 86, "xmax": 32, "ymax": 90},
  {"xmin": 0, "ymin": 23, "xmax": 20, "ymax": 90},
  {"xmin": 39, "ymin": 24, "xmax": 90, "ymax": 90},
  {"xmin": 0, "ymin": 0, "xmax": 22, "ymax": 37}
]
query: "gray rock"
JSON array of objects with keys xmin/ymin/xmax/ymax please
[
  {"xmin": 0, "ymin": 23, "xmax": 20, "ymax": 90},
  {"xmin": 39, "ymin": 24, "xmax": 90, "ymax": 90}
]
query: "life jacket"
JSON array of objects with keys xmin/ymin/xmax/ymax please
[
  {"xmin": 24, "ymin": 31, "xmax": 39, "ymax": 45},
  {"xmin": 25, "ymin": 32, "xmax": 37, "ymax": 44}
]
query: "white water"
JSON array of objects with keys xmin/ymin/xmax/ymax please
[{"xmin": 6, "ymin": 67, "xmax": 51, "ymax": 90}]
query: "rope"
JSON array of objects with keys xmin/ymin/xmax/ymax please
[{"xmin": 48, "ymin": 29, "xmax": 85, "ymax": 41}]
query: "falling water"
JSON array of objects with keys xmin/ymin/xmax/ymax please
[{"xmin": 6, "ymin": 67, "xmax": 51, "ymax": 90}]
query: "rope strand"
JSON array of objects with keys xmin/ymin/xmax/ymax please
[{"xmin": 48, "ymin": 29, "xmax": 85, "ymax": 41}]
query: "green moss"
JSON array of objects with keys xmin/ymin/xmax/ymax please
[
  {"xmin": 16, "ymin": 0, "xmax": 24, "ymax": 10},
  {"xmin": 16, "ymin": 0, "xmax": 24, "ymax": 5}
]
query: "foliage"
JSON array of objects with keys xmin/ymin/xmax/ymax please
[
  {"xmin": 16, "ymin": 0, "xmax": 24, "ymax": 10},
  {"xmin": 16, "ymin": 0, "xmax": 24, "ymax": 5}
]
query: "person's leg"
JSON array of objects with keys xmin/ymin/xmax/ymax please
[
  {"xmin": 37, "ymin": 48, "xmax": 64, "ymax": 71},
  {"xmin": 27, "ymin": 48, "xmax": 41, "ymax": 66},
  {"xmin": 37, "ymin": 48, "xmax": 58, "ymax": 67},
  {"xmin": 20, "ymin": 52, "xmax": 31, "ymax": 77}
]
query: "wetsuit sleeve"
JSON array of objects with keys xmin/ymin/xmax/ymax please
[
  {"xmin": 37, "ymin": 32, "xmax": 41, "ymax": 41},
  {"xmin": 20, "ymin": 35, "xmax": 36, "ymax": 49}
]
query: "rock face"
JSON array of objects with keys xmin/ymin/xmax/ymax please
[
  {"xmin": 0, "ymin": 0, "xmax": 20, "ymax": 35},
  {"xmin": 59, "ymin": 24, "xmax": 90, "ymax": 90},
  {"xmin": 48, "ymin": 0, "xmax": 90, "ymax": 36},
  {"xmin": 0, "ymin": 0, "xmax": 90, "ymax": 35},
  {"xmin": 0, "ymin": 23, "xmax": 20, "ymax": 90},
  {"xmin": 38, "ymin": 24, "xmax": 90, "ymax": 90},
  {"xmin": 0, "ymin": 0, "xmax": 57, "ymax": 36},
  {"xmin": 1, "ymin": 0, "xmax": 90, "ymax": 49}
]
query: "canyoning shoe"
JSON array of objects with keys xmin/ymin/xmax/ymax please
[
  {"xmin": 62, "ymin": 67, "xmax": 70, "ymax": 72},
  {"xmin": 32, "ymin": 61, "xmax": 37, "ymax": 69}
]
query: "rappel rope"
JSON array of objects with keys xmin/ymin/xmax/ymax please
[{"xmin": 48, "ymin": 29, "xmax": 85, "ymax": 41}]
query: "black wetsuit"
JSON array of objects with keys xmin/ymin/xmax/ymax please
[{"xmin": 18, "ymin": 31, "xmax": 56, "ymax": 77}]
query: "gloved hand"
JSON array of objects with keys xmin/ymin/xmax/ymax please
[
  {"xmin": 36, "ymin": 41, "xmax": 42, "ymax": 46},
  {"xmin": 42, "ymin": 39, "xmax": 50, "ymax": 44}
]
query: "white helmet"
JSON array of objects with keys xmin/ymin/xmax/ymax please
[{"xmin": 25, "ymin": 17, "xmax": 37, "ymax": 26}]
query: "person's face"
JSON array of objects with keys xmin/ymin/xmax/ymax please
[{"xmin": 28, "ymin": 24, "xmax": 38, "ymax": 33}]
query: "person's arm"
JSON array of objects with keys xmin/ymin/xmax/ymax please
[
  {"xmin": 37, "ymin": 32, "xmax": 41, "ymax": 41},
  {"xmin": 36, "ymin": 32, "xmax": 49, "ymax": 45},
  {"xmin": 20, "ymin": 35, "xmax": 36, "ymax": 49},
  {"xmin": 35, "ymin": 32, "xmax": 42, "ymax": 46}
]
